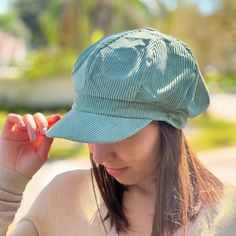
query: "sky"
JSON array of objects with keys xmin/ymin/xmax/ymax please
[
  {"xmin": 0, "ymin": 0, "xmax": 221, "ymax": 15},
  {"xmin": 0, "ymin": 0, "xmax": 9, "ymax": 14},
  {"xmin": 143, "ymin": 0, "xmax": 221, "ymax": 15},
  {"xmin": 188, "ymin": 0, "xmax": 221, "ymax": 14}
]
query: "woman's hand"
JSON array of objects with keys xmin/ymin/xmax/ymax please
[{"xmin": 0, "ymin": 113, "xmax": 61, "ymax": 178}]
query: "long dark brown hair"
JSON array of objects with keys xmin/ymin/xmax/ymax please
[{"xmin": 90, "ymin": 121, "xmax": 224, "ymax": 235}]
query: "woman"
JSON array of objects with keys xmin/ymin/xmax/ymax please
[{"xmin": 0, "ymin": 28, "xmax": 236, "ymax": 236}]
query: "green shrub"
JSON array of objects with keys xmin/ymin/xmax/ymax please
[
  {"xmin": 205, "ymin": 74, "xmax": 236, "ymax": 92},
  {"xmin": 188, "ymin": 115, "xmax": 236, "ymax": 151},
  {"xmin": 23, "ymin": 48, "xmax": 77, "ymax": 80}
]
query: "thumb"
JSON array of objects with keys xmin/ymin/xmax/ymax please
[
  {"xmin": 38, "ymin": 137, "xmax": 54, "ymax": 162},
  {"xmin": 47, "ymin": 114, "xmax": 62, "ymax": 128}
]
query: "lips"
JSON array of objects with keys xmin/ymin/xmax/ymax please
[{"xmin": 105, "ymin": 167, "xmax": 128, "ymax": 177}]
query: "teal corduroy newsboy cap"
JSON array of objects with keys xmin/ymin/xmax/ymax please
[{"xmin": 46, "ymin": 28, "xmax": 210, "ymax": 143}]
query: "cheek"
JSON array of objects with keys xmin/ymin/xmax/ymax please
[
  {"xmin": 130, "ymin": 142, "xmax": 159, "ymax": 170},
  {"xmin": 126, "ymin": 145, "xmax": 157, "ymax": 169}
]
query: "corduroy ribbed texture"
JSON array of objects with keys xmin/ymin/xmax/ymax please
[{"xmin": 47, "ymin": 28, "xmax": 209, "ymax": 143}]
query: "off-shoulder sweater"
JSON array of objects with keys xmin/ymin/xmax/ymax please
[{"xmin": 0, "ymin": 165, "xmax": 236, "ymax": 236}]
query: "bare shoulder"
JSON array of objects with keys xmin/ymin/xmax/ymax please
[
  {"xmin": 213, "ymin": 183, "xmax": 236, "ymax": 235},
  {"xmin": 188, "ymin": 183, "xmax": 236, "ymax": 235},
  {"xmin": 222, "ymin": 183, "xmax": 236, "ymax": 214},
  {"xmin": 52, "ymin": 168, "xmax": 92, "ymax": 183},
  {"xmin": 50, "ymin": 168, "xmax": 93, "ymax": 187},
  {"xmin": 46, "ymin": 168, "xmax": 95, "ymax": 199}
]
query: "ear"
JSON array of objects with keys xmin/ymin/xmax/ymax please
[{"xmin": 87, "ymin": 144, "xmax": 94, "ymax": 153}]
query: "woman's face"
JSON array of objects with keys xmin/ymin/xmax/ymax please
[{"xmin": 89, "ymin": 122, "xmax": 161, "ymax": 187}]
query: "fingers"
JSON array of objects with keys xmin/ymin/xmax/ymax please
[
  {"xmin": 33, "ymin": 113, "xmax": 61, "ymax": 138},
  {"xmin": 38, "ymin": 136, "xmax": 54, "ymax": 162},
  {"xmin": 23, "ymin": 113, "xmax": 62, "ymax": 142},
  {"xmin": 2, "ymin": 112, "xmax": 61, "ymax": 142},
  {"xmin": 2, "ymin": 113, "xmax": 26, "ymax": 132},
  {"xmin": 22, "ymin": 114, "xmax": 38, "ymax": 142},
  {"xmin": 33, "ymin": 112, "xmax": 49, "ymax": 135},
  {"xmin": 36, "ymin": 114, "xmax": 61, "ymax": 161},
  {"xmin": 46, "ymin": 114, "xmax": 62, "ymax": 127}
]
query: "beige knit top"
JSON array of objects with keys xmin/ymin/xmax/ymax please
[{"xmin": 0, "ymin": 165, "xmax": 236, "ymax": 236}]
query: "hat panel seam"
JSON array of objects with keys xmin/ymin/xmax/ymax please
[
  {"xmin": 72, "ymin": 29, "xmax": 139, "ymax": 83},
  {"xmin": 82, "ymin": 54, "xmax": 147, "ymax": 101},
  {"xmin": 73, "ymin": 29, "xmax": 150, "ymax": 101},
  {"xmin": 72, "ymin": 100, "xmax": 188, "ymax": 128},
  {"xmin": 74, "ymin": 93, "xmax": 189, "ymax": 113}
]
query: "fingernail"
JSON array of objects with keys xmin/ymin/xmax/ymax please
[
  {"xmin": 41, "ymin": 127, "xmax": 47, "ymax": 135},
  {"xmin": 18, "ymin": 121, "xmax": 26, "ymax": 127}
]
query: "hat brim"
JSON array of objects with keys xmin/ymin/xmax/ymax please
[{"xmin": 46, "ymin": 109, "xmax": 152, "ymax": 143}]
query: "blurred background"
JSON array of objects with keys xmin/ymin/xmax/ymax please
[
  {"xmin": 0, "ymin": 0, "xmax": 236, "ymax": 233},
  {"xmin": 0, "ymin": 0, "xmax": 236, "ymax": 157}
]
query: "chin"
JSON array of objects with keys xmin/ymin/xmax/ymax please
[{"xmin": 113, "ymin": 176, "xmax": 136, "ymax": 186}]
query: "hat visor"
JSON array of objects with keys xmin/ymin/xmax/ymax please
[{"xmin": 46, "ymin": 109, "xmax": 152, "ymax": 143}]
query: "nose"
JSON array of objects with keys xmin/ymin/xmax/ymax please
[{"xmin": 90, "ymin": 143, "xmax": 116, "ymax": 165}]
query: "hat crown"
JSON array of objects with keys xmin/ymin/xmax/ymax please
[{"xmin": 71, "ymin": 28, "xmax": 209, "ymax": 128}]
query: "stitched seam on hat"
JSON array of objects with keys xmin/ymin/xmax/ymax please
[
  {"xmin": 73, "ymin": 93, "xmax": 189, "ymax": 117},
  {"xmin": 75, "ymin": 93, "xmax": 145, "ymax": 104},
  {"xmin": 72, "ymin": 29, "xmax": 148, "ymax": 90},
  {"xmin": 92, "ymin": 28, "xmax": 144, "ymax": 53},
  {"xmin": 72, "ymin": 106, "xmax": 187, "ymax": 123},
  {"xmin": 72, "ymin": 31, "xmax": 134, "ymax": 76},
  {"xmin": 73, "ymin": 108, "xmax": 151, "ymax": 120},
  {"xmin": 72, "ymin": 28, "xmax": 153, "ymax": 75}
]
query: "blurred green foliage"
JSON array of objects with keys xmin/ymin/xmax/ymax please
[
  {"xmin": 205, "ymin": 74, "xmax": 236, "ymax": 92},
  {"xmin": 49, "ymin": 145, "xmax": 89, "ymax": 160},
  {"xmin": 0, "ymin": 0, "xmax": 235, "ymax": 80},
  {"xmin": 0, "ymin": 111, "xmax": 7, "ymax": 129},
  {"xmin": 24, "ymin": 49, "xmax": 77, "ymax": 80},
  {"xmin": 12, "ymin": 0, "xmax": 151, "ymax": 50},
  {"xmin": 188, "ymin": 115, "xmax": 236, "ymax": 151},
  {"xmin": 0, "ymin": 13, "xmax": 30, "ymax": 40}
]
